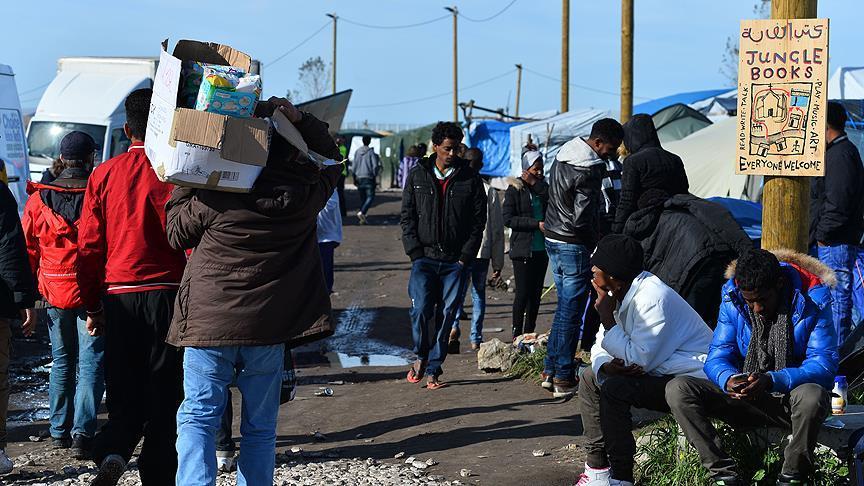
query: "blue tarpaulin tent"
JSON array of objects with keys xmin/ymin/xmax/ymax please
[
  {"xmin": 468, "ymin": 120, "xmax": 524, "ymax": 177},
  {"xmin": 634, "ymin": 89, "xmax": 731, "ymax": 116}
]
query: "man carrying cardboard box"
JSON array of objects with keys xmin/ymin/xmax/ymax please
[
  {"xmin": 77, "ymin": 88, "xmax": 187, "ymax": 486},
  {"xmin": 165, "ymin": 98, "xmax": 341, "ymax": 485}
]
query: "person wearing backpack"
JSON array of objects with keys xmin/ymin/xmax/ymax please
[{"xmin": 20, "ymin": 131, "xmax": 104, "ymax": 461}]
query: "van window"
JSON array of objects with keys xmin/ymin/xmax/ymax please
[
  {"xmin": 27, "ymin": 122, "xmax": 106, "ymax": 161},
  {"xmin": 110, "ymin": 128, "xmax": 131, "ymax": 157}
]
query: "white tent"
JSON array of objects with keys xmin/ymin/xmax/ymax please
[
  {"xmin": 508, "ymin": 108, "xmax": 614, "ymax": 176},
  {"xmin": 664, "ymin": 117, "xmax": 761, "ymax": 201},
  {"xmin": 828, "ymin": 67, "xmax": 864, "ymax": 99}
]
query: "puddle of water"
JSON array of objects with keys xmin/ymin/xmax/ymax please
[{"xmin": 295, "ymin": 303, "xmax": 415, "ymax": 369}]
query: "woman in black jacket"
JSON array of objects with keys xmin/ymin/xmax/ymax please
[{"xmin": 503, "ymin": 151, "xmax": 549, "ymax": 339}]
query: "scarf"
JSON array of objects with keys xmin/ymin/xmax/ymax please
[{"xmin": 742, "ymin": 300, "xmax": 793, "ymax": 374}]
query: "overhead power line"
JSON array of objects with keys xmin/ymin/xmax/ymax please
[
  {"xmin": 18, "ymin": 81, "xmax": 51, "ymax": 97},
  {"xmin": 266, "ymin": 22, "xmax": 330, "ymax": 67},
  {"xmin": 523, "ymin": 67, "xmax": 650, "ymax": 101},
  {"xmin": 458, "ymin": 0, "xmax": 519, "ymax": 22},
  {"xmin": 340, "ymin": 14, "xmax": 449, "ymax": 30},
  {"xmin": 354, "ymin": 69, "xmax": 516, "ymax": 109}
]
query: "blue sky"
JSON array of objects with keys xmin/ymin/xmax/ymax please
[{"xmin": 5, "ymin": 0, "xmax": 860, "ymax": 125}]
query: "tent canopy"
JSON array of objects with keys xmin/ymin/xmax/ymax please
[
  {"xmin": 829, "ymin": 67, "xmax": 864, "ymax": 99},
  {"xmin": 468, "ymin": 120, "xmax": 524, "ymax": 177},
  {"xmin": 633, "ymin": 89, "xmax": 731, "ymax": 116},
  {"xmin": 652, "ymin": 103, "xmax": 713, "ymax": 143}
]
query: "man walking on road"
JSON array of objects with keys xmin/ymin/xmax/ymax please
[
  {"xmin": 542, "ymin": 118, "xmax": 623, "ymax": 398},
  {"xmin": 0, "ymin": 179, "xmax": 36, "ymax": 474},
  {"xmin": 401, "ymin": 122, "xmax": 486, "ymax": 389},
  {"xmin": 353, "ymin": 135, "xmax": 382, "ymax": 224},
  {"xmin": 77, "ymin": 88, "xmax": 187, "ymax": 486},
  {"xmin": 810, "ymin": 101, "xmax": 864, "ymax": 351}
]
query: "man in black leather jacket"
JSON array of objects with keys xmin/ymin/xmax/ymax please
[{"xmin": 541, "ymin": 118, "xmax": 623, "ymax": 398}]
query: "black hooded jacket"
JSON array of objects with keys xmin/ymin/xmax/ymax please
[
  {"xmin": 810, "ymin": 134, "xmax": 864, "ymax": 246},
  {"xmin": 613, "ymin": 114, "xmax": 689, "ymax": 233},
  {"xmin": 400, "ymin": 156, "xmax": 487, "ymax": 263},
  {"xmin": 0, "ymin": 183, "xmax": 35, "ymax": 318}
]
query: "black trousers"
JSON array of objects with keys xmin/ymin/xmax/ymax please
[
  {"xmin": 511, "ymin": 251, "xmax": 549, "ymax": 338},
  {"xmin": 91, "ymin": 290, "xmax": 183, "ymax": 486}
]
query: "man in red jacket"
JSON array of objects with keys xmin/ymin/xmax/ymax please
[{"xmin": 76, "ymin": 88, "xmax": 187, "ymax": 486}]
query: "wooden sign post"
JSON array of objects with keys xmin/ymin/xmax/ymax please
[{"xmin": 736, "ymin": 18, "xmax": 829, "ymax": 177}]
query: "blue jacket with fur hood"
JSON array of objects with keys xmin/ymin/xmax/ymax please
[{"xmin": 704, "ymin": 250, "xmax": 839, "ymax": 393}]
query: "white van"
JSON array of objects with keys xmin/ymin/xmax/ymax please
[
  {"xmin": 26, "ymin": 57, "xmax": 158, "ymax": 181},
  {"xmin": 0, "ymin": 64, "xmax": 32, "ymax": 213}
]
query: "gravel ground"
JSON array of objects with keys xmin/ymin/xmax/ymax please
[{"xmin": 4, "ymin": 450, "xmax": 472, "ymax": 485}]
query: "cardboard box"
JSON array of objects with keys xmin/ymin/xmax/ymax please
[{"xmin": 145, "ymin": 39, "xmax": 270, "ymax": 192}]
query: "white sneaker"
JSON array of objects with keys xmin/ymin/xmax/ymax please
[
  {"xmin": 0, "ymin": 448, "xmax": 12, "ymax": 474},
  {"xmin": 216, "ymin": 452, "xmax": 236, "ymax": 473},
  {"xmin": 575, "ymin": 464, "xmax": 611, "ymax": 486},
  {"xmin": 357, "ymin": 211, "xmax": 367, "ymax": 224},
  {"xmin": 609, "ymin": 480, "xmax": 634, "ymax": 486}
]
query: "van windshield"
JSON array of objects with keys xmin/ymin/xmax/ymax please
[{"xmin": 27, "ymin": 122, "xmax": 106, "ymax": 161}]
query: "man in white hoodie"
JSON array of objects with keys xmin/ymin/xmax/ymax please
[
  {"xmin": 576, "ymin": 235, "xmax": 713, "ymax": 486},
  {"xmin": 542, "ymin": 119, "xmax": 623, "ymax": 398}
]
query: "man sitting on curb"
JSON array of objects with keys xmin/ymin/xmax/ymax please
[
  {"xmin": 577, "ymin": 234, "xmax": 713, "ymax": 486},
  {"xmin": 666, "ymin": 249, "xmax": 839, "ymax": 486}
]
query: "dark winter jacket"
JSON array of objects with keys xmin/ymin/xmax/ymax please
[
  {"xmin": 810, "ymin": 134, "xmax": 864, "ymax": 247},
  {"xmin": 613, "ymin": 114, "xmax": 689, "ymax": 233},
  {"xmin": 400, "ymin": 156, "xmax": 487, "ymax": 263},
  {"xmin": 502, "ymin": 176, "xmax": 549, "ymax": 259},
  {"xmin": 543, "ymin": 137, "xmax": 605, "ymax": 247},
  {"xmin": 623, "ymin": 194, "xmax": 753, "ymax": 323},
  {"xmin": 705, "ymin": 250, "xmax": 838, "ymax": 393},
  {"xmin": 0, "ymin": 182, "xmax": 35, "ymax": 318},
  {"xmin": 165, "ymin": 112, "xmax": 342, "ymax": 348}
]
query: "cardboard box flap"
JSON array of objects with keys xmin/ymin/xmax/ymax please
[
  {"xmin": 170, "ymin": 109, "xmax": 227, "ymax": 150},
  {"xmin": 222, "ymin": 117, "xmax": 270, "ymax": 167},
  {"xmin": 172, "ymin": 39, "xmax": 252, "ymax": 71}
]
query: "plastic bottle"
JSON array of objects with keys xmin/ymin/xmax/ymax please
[{"xmin": 832, "ymin": 375, "xmax": 847, "ymax": 415}]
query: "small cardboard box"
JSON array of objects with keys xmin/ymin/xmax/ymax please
[{"xmin": 145, "ymin": 39, "xmax": 270, "ymax": 192}]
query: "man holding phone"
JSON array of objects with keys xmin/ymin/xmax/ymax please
[{"xmin": 666, "ymin": 249, "xmax": 839, "ymax": 486}]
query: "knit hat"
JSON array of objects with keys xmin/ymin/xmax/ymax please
[
  {"xmin": 521, "ymin": 150, "xmax": 543, "ymax": 171},
  {"xmin": 590, "ymin": 234, "xmax": 644, "ymax": 282}
]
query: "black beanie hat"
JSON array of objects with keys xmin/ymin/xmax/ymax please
[{"xmin": 590, "ymin": 234, "xmax": 644, "ymax": 282}]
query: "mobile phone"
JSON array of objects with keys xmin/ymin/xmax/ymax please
[{"xmin": 729, "ymin": 373, "xmax": 749, "ymax": 390}]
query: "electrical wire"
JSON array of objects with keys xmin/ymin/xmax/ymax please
[
  {"xmin": 340, "ymin": 14, "xmax": 449, "ymax": 30},
  {"xmin": 353, "ymin": 69, "xmax": 516, "ymax": 109},
  {"xmin": 265, "ymin": 22, "xmax": 330, "ymax": 67},
  {"xmin": 523, "ymin": 67, "xmax": 650, "ymax": 100},
  {"xmin": 17, "ymin": 81, "xmax": 51, "ymax": 97},
  {"xmin": 458, "ymin": 0, "xmax": 519, "ymax": 22}
]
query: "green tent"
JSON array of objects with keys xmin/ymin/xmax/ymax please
[
  {"xmin": 379, "ymin": 124, "xmax": 436, "ymax": 188},
  {"xmin": 652, "ymin": 103, "xmax": 712, "ymax": 144}
]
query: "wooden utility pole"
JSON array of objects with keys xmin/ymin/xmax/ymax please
[
  {"xmin": 561, "ymin": 0, "xmax": 570, "ymax": 113},
  {"xmin": 515, "ymin": 64, "xmax": 523, "ymax": 118},
  {"xmin": 761, "ymin": 0, "xmax": 817, "ymax": 252},
  {"xmin": 620, "ymin": 0, "xmax": 634, "ymax": 122},
  {"xmin": 326, "ymin": 13, "xmax": 338, "ymax": 94},
  {"xmin": 445, "ymin": 6, "xmax": 459, "ymax": 122}
]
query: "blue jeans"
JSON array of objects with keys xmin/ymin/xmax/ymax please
[
  {"xmin": 451, "ymin": 258, "xmax": 490, "ymax": 345},
  {"xmin": 544, "ymin": 241, "xmax": 591, "ymax": 382},
  {"xmin": 46, "ymin": 306, "xmax": 105, "ymax": 439},
  {"xmin": 356, "ymin": 177, "xmax": 376, "ymax": 215},
  {"xmin": 818, "ymin": 244, "xmax": 856, "ymax": 348},
  {"xmin": 408, "ymin": 257, "xmax": 467, "ymax": 377},
  {"xmin": 176, "ymin": 345, "xmax": 284, "ymax": 486}
]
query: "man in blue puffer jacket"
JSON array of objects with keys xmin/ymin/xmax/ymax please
[{"xmin": 666, "ymin": 249, "xmax": 838, "ymax": 486}]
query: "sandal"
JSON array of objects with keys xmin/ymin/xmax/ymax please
[
  {"xmin": 406, "ymin": 362, "xmax": 425, "ymax": 383},
  {"xmin": 426, "ymin": 377, "xmax": 448, "ymax": 390}
]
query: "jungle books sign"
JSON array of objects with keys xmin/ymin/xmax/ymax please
[{"xmin": 736, "ymin": 18, "xmax": 829, "ymax": 176}]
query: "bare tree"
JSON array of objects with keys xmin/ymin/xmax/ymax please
[
  {"xmin": 291, "ymin": 56, "xmax": 330, "ymax": 102},
  {"xmin": 720, "ymin": 0, "xmax": 771, "ymax": 85}
]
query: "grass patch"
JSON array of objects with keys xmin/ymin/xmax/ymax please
[
  {"xmin": 506, "ymin": 347, "xmax": 547, "ymax": 383},
  {"xmin": 636, "ymin": 416, "xmax": 849, "ymax": 485}
]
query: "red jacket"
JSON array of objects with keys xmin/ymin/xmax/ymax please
[
  {"xmin": 21, "ymin": 181, "xmax": 85, "ymax": 309},
  {"xmin": 77, "ymin": 144, "xmax": 187, "ymax": 312}
]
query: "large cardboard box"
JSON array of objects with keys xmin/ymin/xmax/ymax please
[{"xmin": 145, "ymin": 39, "xmax": 270, "ymax": 192}]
